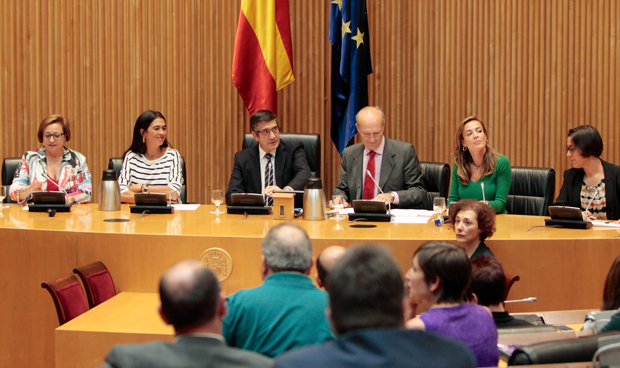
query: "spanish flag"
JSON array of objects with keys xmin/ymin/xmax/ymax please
[{"xmin": 233, "ymin": 0, "xmax": 295, "ymax": 115}]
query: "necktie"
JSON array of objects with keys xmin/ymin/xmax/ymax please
[
  {"xmin": 265, "ymin": 153, "xmax": 274, "ymax": 206},
  {"xmin": 363, "ymin": 151, "xmax": 376, "ymax": 199}
]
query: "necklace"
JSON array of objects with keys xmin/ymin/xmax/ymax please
[{"xmin": 472, "ymin": 162, "xmax": 483, "ymax": 169}]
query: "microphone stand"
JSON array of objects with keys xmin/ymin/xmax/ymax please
[{"xmin": 366, "ymin": 170, "xmax": 391, "ymax": 215}]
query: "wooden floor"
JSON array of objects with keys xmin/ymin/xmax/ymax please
[{"xmin": 1, "ymin": 203, "xmax": 620, "ymax": 367}]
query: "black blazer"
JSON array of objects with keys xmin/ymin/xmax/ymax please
[
  {"xmin": 554, "ymin": 159, "xmax": 620, "ymax": 220},
  {"xmin": 226, "ymin": 141, "xmax": 311, "ymax": 204}
]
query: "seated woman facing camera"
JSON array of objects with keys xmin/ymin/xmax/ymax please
[
  {"xmin": 9, "ymin": 115, "xmax": 91, "ymax": 204},
  {"xmin": 118, "ymin": 110, "xmax": 183, "ymax": 204},
  {"xmin": 448, "ymin": 117, "xmax": 511, "ymax": 214},
  {"xmin": 555, "ymin": 125, "xmax": 620, "ymax": 222},
  {"xmin": 405, "ymin": 242, "xmax": 498, "ymax": 367},
  {"xmin": 449, "ymin": 199, "xmax": 496, "ymax": 259}
]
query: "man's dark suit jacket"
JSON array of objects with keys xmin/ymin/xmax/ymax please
[
  {"xmin": 332, "ymin": 138, "xmax": 427, "ymax": 209},
  {"xmin": 554, "ymin": 159, "xmax": 620, "ymax": 220},
  {"xmin": 100, "ymin": 335, "xmax": 274, "ymax": 368},
  {"xmin": 274, "ymin": 328, "xmax": 476, "ymax": 368},
  {"xmin": 226, "ymin": 141, "xmax": 311, "ymax": 205}
]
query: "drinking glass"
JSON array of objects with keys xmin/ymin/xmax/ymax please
[
  {"xmin": 0, "ymin": 187, "xmax": 7, "ymax": 208},
  {"xmin": 211, "ymin": 189, "xmax": 225, "ymax": 214},
  {"xmin": 331, "ymin": 202, "xmax": 345, "ymax": 220},
  {"xmin": 433, "ymin": 197, "xmax": 446, "ymax": 215}
]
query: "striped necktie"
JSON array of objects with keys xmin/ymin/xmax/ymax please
[{"xmin": 264, "ymin": 153, "xmax": 273, "ymax": 206}]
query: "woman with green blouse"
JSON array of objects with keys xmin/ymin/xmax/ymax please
[{"xmin": 448, "ymin": 116, "xmax": 512, "ymax": 214}]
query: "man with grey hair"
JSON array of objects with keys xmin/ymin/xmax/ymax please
[{"xmin": 223, "ymin": 223, "xmax": 333, "ymax": 357}]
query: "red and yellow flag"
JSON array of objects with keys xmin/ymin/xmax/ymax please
[{"xmin": 232, "ymin": 0, "xmax": 295, "ymax": 115}]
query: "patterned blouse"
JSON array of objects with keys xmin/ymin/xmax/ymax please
[
  {"xmin": 9, "ymin": 147, "xmax": 92, "ymax": 203},
  {"xmin": 580, "ymin": 181, "xmax": 607, "ymax": 220}
]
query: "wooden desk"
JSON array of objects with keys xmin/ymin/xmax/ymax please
[{"xmin": 2, "ymin": 203, "xmax": 620, "ymax": 367}]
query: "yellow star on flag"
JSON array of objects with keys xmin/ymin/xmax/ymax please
[
  {"xmin": 331, "ymin": 0, "xmax": 342, "ymax": 11},
  {"xmin": 341, "ymin": 20, "xmax": 352, "ymax": 39},
  {"xmin": 351, "ymin": 28, "xmax": 365, "ymax": 48}
]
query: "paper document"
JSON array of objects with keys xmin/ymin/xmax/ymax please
[
  {"xmin": 172, "ymin": 204, "xmax": 201, "ymax": 211},
  {"xmin": 592, "ymin": 220, "xmax": 620, "ymax": 228}
]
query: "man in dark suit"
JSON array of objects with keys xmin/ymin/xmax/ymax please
[
  {"xmin": 99, "ymin": 260, "xmax": 274, "ymax": 368},
  {"xmin": 275, "ymin": 245, "xmax": 476, "ymax": 368},
  {"xmin": 226, "ymin": 110, "xmax": 311, "ymax": 205},
  {"xmin": 331, "ymin": 106, "xmax": 426, "ymax": 209}
]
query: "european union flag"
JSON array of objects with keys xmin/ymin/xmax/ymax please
[{"xmin": 329, "ymin": 0, "xmax": 373, "ymax": 155}]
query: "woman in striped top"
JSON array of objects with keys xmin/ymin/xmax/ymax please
[{"xmin": 118, "ymin": 110, "xmax": 183, "ymax": 204}]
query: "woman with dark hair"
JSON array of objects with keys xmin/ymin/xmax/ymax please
[
  {"xmin": 405, "ymin": 242, "xmax": 498, "ymax": 367},
  {"xmin": 9, "ymin": 115, "xmax": 91, "ymax": 204},
  {"xmin": 448, "ymin": 116, "xmax": 512, "ymax": 214},
  {"xmin": 118, "ymin": 110, "xmax": 183, "ymax": 204},
  {"xmin": 555, "ymin": 125, "xmax": 620, "ymax": 221},
  {"xmin": 449, "ymin": 199, "xmax": 496, "ymax": 259}
]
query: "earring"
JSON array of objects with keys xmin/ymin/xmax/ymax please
[
  {"xmin": 142, "ymin": 137, "xmax": 145, "ymax": 143},
  {"xmin": 486, "ymin": 139, "xmax": 489, "ymax": 145},
  {"xmin": 462, "ymin": 146, "xmax": 467, "ymax": 152}
]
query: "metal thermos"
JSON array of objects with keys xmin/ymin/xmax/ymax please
[
  {"xmin": 303, "ymin": 177, "xmax": 326, "ymax": 221},
  {"xmin": 98, "ymin": 170, "xmax": 121, "ymax": 211}
]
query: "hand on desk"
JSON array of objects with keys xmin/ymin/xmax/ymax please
[
  {"xmin": 264, "ymin": 185, "xmax": 282, "ymax": 197},
  {"xmin": 328, "ymin": 196, "xmax": 349, "ymax": 208}
]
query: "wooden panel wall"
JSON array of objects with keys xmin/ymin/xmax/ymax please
[{"xmin": 1, "ymin": 0, "xmax": 620, "ymax": 205}]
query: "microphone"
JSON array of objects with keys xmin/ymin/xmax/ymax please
[
  {"xmin": 366, "ymin": 170, "xmax": 391, "ymax": 215},
  {"xmin": 504, "ymin": 297, "xmax": 537, "ymax": 304},
  {"xmin": 481, "ymin": 182, "xmax": 486, "ymax": 204},
  {"xmin": 584, "ymin": 188, "xmax": 600, "ymax": 220},
  {"xmin": 41, "ymin": 172, "xmax": 71, "ymax": 202},
  {"xmin": 168, "ymin": 188, "xmax": 183, "ymax": 206}
]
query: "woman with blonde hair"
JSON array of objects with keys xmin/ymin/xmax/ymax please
[{"xmin": 448, "ymin": 116, "xmax": 511, "ymax": 214}]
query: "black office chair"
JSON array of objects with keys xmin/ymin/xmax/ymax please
[
  {"xmin": 242, "ymin": 133, "xmax": 321, "ymax": 177},
  {"xmin": 2, "ymin": 157, "xmax": 21, "ymax": 204},
  {"xmin": 506, "ymin": 166, "xmax": 555, "ymax": 216},
  {"xmin": 419, "ymin": 161, "xmax": 450, "ymax": 210},
  {"xmin": 108, "ymin": 157, "xmax": 187, "ymax": 204}
]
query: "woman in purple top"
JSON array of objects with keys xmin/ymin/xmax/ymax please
[{"xmin": 405, "ymin": 241, "xmax": 498, "ymax": 367}]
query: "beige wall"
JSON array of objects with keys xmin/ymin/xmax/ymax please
[{"xmin": 2, "ymin": 0, "xmax": 620, "ymax": 203}]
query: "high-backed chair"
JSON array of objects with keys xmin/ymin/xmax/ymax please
[
  {"xmin": 41, "ymin": 274, "xmax": 89, "ymax": 325},
  {"xmin": 242, "ymin": 133, "xmax": 321, "ymax": 177},
  {"xmin": 508, "ymin": 331, "xmax": 620, "ymax": 365},
  {"xmin": 506, "ymin": 167, "xmax": 555, "ymax": 216},
  {"xmin": 504, "ymin": 272, "xmax": 520, "ymax": 301},
  {"xmin": 2, "ymin": 157, "xmax": 21, "ymax": 204},
  {"xmin": 419, "ymin": 162, "xmax": 450, "ymax": 210},
  {"xmin": 108, "ymin": 157, "xmax": 187, "ymax": 204},
  {"xmin": 73, "ymin": 261, "xmax": 116, "ymax": 309}
]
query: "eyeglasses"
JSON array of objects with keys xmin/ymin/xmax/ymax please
[
  {"xmin": 255, "ymin": 126, "xmax": 280, "ymax": 137},
  {"xmin": 566, "ymin": 146, "xmax": 577, "ymax": 155},
  {"xmin": 44, "ymin": 133, "xmax": 65, "ymax": 140}
]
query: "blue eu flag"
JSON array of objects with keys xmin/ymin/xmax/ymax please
[{"xmin": 329, "ymin": 0, "xmax": 373, "ymax": 155}]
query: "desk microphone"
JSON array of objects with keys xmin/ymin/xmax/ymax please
[
  {"xmin": 481, "ymin": 182, "xmax": 486, "ymax": 204},
  {"xmin": 41, "ymin": 172, "xmax": 70, "ymax": 200},
  {"xmin": 168, "ymin": 188, "xmax": 182, "ymax": 206},
  {"xmin": 366, "ymin": 170, "xmax": 391, "ymax": 215},
  {"xmin": 504, "ymin": 297, "xmax": 537, "ymax": 304},
  {"xmin": 584, "ymin": 188, "xmax": 600, "ymax": 220}
]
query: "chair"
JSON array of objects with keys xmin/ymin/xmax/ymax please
[
  {"xmin": 593, "ymin": 335, "xmax": 620, "ymax": 366},
  {"xmin": 419, "ymin": 162, "xmax": 450, "ymax": 210},
  {"xmin": 73, "ymin": 261, "xmax": 116, "ymax": 308},
  {"xmin": 506, "ymin": 166, "xmax": 555, "ymax": 216},
  {"xmin": 41, "ymin": 274, "xmax": 89, "ymax": 325},
  {"xmin": 242, "ymin": 133, "xmax": 321, "ymax": 177},
  {"xmin": 504, "ymin": 272, "xmax": 521, "ymax": 301},
  {"xmin": 2, "ymin": 157, "xmax": 21, "ymax": 204},
  {"xmin": 108, "ymin": 156, "xmax": 187, "ymax": 204},
  {"xmin": 508, "ymin": 331, "xmax": 620, "ymax": 365}
]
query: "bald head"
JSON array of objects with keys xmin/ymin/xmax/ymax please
[
  {"xmin": 316, "ymin": 246, "xmax": 346, "ymax": 289},
  {"xmin": 159, "ymin": 259, "xmax": 220, "ymax": 333},
  {"xmin": 262, "ymin": 223, "xmax": 313, "ymax": 273},
  {"xmin": 355, "ymin": 106, "xmax": 385, "ymax": 151}
]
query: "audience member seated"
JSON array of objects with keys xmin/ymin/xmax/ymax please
[
  {"xmin": 584, "ymin": 254, "xmax": 620, "ymax": 332},
  {"xmin": 315, "ymin": 245, "xmax": 346, "ymax": 290},
  {"xmin": 448, "ymin": 116, "xmax": 512, "ymax": 214},
  {"xmin": 405, "ymin": 241, "xmax": 499, "ymax": 367},
  {"xmin": 118, "ymin": 110, "xmax": 183, "ymax": 204},
  {"xmin": 449, "ymin": 199, "xmax": 496, "ymax": 259},
  {"xmin": 469, "ymin": 256, "xmax": 533, "ymax": 328},
  {"xmin": 223, "ymin": 223, "xmax": 333, "ymax": 357},
  {"xmin": 9, "ymin": 115, "xmax": 92, "ymax": 204},
  {"xmin": 555, "ymin": 125, "xmax": 620, "ymax": 222},
  {"xmin": 99, "ymin": 260, "xmax": 273, "ymax": 368},
  {"xmin": 275, "ymin": 245, "xmax": 476, "ymax": 368}
]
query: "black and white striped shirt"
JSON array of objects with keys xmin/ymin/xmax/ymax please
[{"xmin": 118, "ymin": 148, "xmax": 183, "ymax": 193}]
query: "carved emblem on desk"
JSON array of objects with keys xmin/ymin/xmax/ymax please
[{"xmin": 199, "ymin": 248, "xmax": 233, "ymax": 281}]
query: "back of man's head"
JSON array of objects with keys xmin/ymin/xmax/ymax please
[
  {"xmin": 316, "ymin": 245, "xmax": 346, "ymax": 290},
  {"xmin": 327, "ymin": 245, "xmax": 404, "ymax": 335},
  {"xmin": 470, "ymin": 256, "xmax": 506, "ymax": 306},
  {"xmin": 262, "ymin": 223, "xmax": 313, "ymax": 273},
  {"xmin": 159, "ymin": 259, "xmax": 220, "ymax": 333}
]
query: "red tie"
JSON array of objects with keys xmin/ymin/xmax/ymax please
[{"xmin": 363, "ymin": 151, "xmax": 376, "ymax": 199}]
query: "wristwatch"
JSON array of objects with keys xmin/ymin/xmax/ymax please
[
  {"xmin": 389, "ymin": 192, "xmax": 396, "ymax": 202},
  {"xmin": 142, "ymin": 184, "xmax": 149, "ymax": 193}
]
